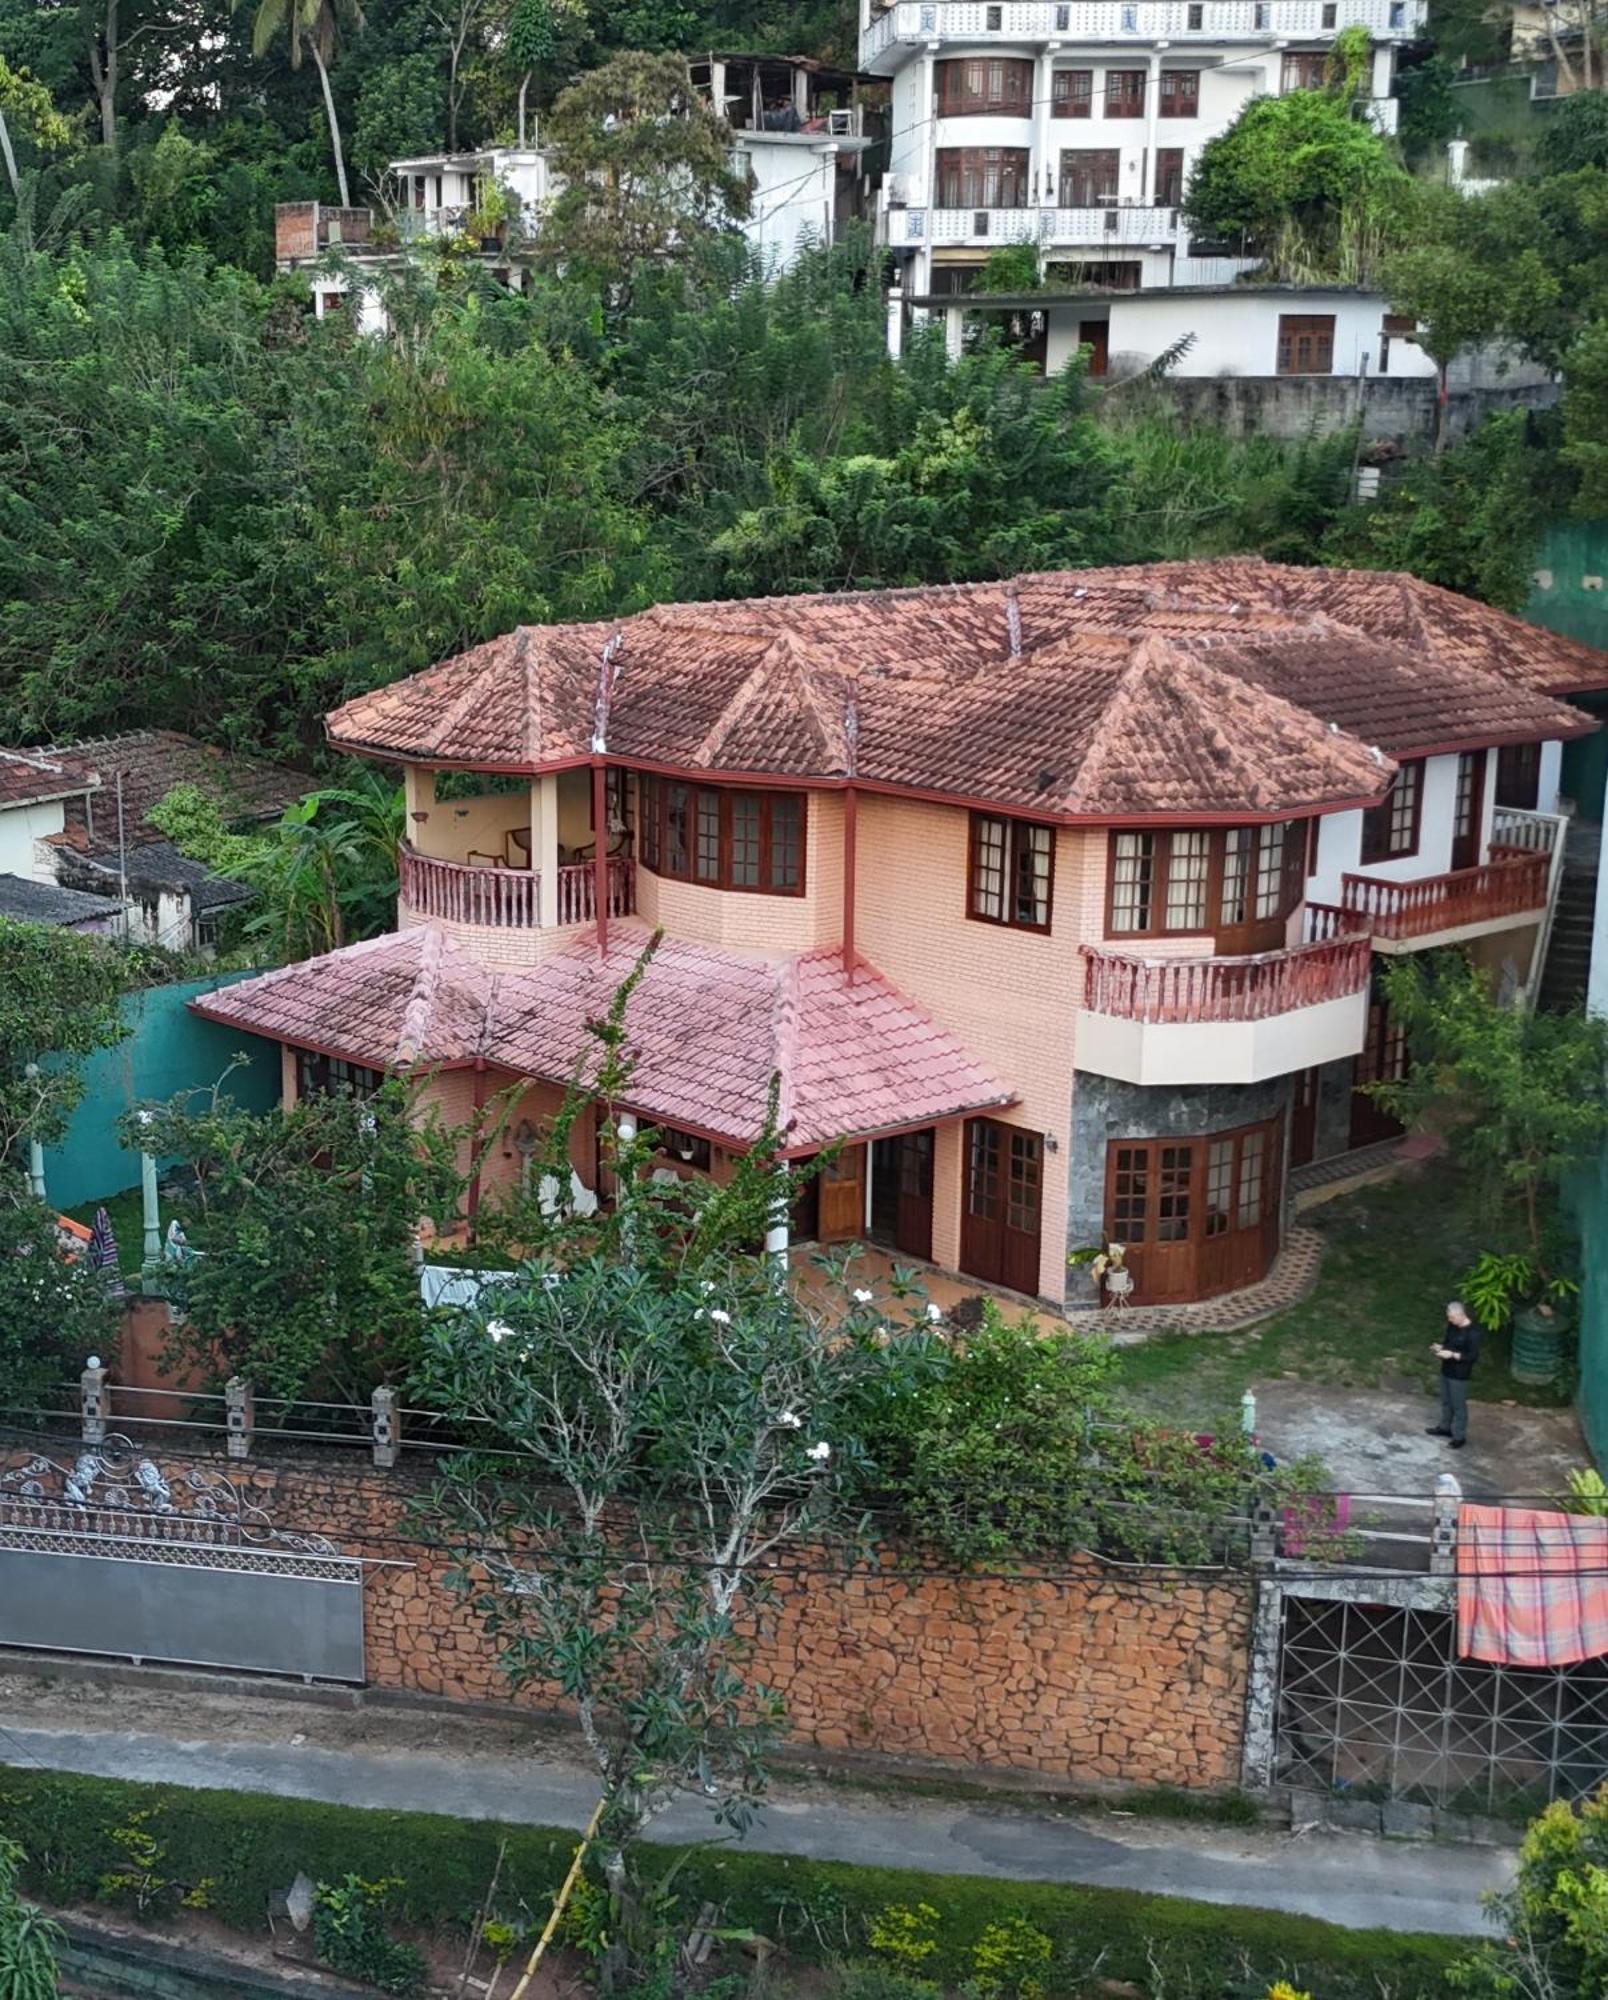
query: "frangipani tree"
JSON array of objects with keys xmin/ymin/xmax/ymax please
[{"xmin": 410, "ymin": 951, "xmax": 939, "ymax": 1987}]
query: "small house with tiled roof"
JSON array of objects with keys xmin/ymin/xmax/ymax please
[{"xmin": 195, "ymin": 560, "xmax": 1608, "ymax": 1311}]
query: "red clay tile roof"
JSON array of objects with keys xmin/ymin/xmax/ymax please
[
  {"xmin": 325, "ymin": 563, "xmax": 1606, "ymax": 820},
  {"xmin": 192, "ymin": 922, "xmax": 1012, "ymax": 1152},
  {"xmin": 0, "ymin": 749, "xmax": 96, "ymax": 811},
  {"xmin": 44, "ymin": 732, "xmax": 310, "ymax": 855}
]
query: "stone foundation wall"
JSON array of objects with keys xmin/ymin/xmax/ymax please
[{"xmin": 6, "ymin": 1448, "xmax": 1253, "ymax": 1791}]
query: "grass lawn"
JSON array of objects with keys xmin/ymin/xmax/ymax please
[
  {"xmin": 1109, "ymin": 1160, "xmax": 1572, "ymax": 1425},
  {"xmin": 61, "ymin": 1186, "xmax": 146, "ymax": 1276}
]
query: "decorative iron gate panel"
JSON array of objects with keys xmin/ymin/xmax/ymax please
[
  {"xmin": 1276, "ymin": 1595, "xmax": 1608, "ymax": 1813},
  {"xmin": 0, "ymin": 1440, "xmax": 364, "ymax": 1683}
]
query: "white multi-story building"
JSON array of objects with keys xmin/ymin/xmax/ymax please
[{"xmin": 862, "ymin": 0, "xmax": 1425, "ymax": 296}]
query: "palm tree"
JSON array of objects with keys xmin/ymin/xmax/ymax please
[{"xmin": 243, "ymin": 0, "xmax": 364, "ymax": 208}]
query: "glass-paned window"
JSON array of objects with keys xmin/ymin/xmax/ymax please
[
  {"xmin": 1496, "ymin": 741, "xmax": 1541, "ymax": 809},
  {"xmin": 1204, "ymin": 1138, "xmax": 1233, "ymax": 1236},
  {"xmin": 1052, "ymin": 68, "xmax": 1094, "ymax": 116},
  {"xmin": 1110, "ymin": 1144, "xmax": 1149, "ymax": 1242},
  {"xmin": 969, "ymin": 813, "xmax": 1054, "ymax": 930},
  {"xmin": 1157, "ymin": 1144, "xmax": 1193, "ymax": 1242},
  {"xmin": 1361, "ymin": 759, "xmax": 1422, "ymax": 863},
  {"xmin": 936, "ymin": 56, "xmax": 1033, "ymax": 113},
  {"xmin": 1155, "ymin": 146, "xmax": 1186, "ymax": 206},
  {"xmin": 1281, "ymin": 50, "xmax": 1328, "ymax": 89},
  {"xmin": 1110, "ymin": 831, "xmax": 1154, "ymax": 932},
  {"xmin": 1219, "ymin": 826, "xmax": 1250, "ymax": 927},
  {"xmin": 1237, "ymin": 1129, "xmax": 1266, "ymax": 1228},
  {"xmin": 640, "ymin": 780, "xmax": 806, "ymax": 894},
  {"xmin": 1454, "ymin": 752, "xmax": 1479, "ymax": 845},
  {"xmin": 1059, "ymin": 149, "xmax": 1120, "ymax": 206},
  {"xmin": 1159, "ymin": 68, "xmax": 1199, "ymax": 115},
  {"xmin": 1254, "ymin": 822, "xmax": 1287, "ymax": 919},
  {"xmin": 1105, "ymin": 68, "xmax": 1146, "ymax": 115},
  {"xmin": 1007, "ymin": 1131, "xmax": 1042, "ymax": 1233},
  {"xmin": 696, "ymin": 789, "xmax": 722, "ymax": 882},
  {"xmin": 298, "ymin": 1050, "xmax": 381, "ymax": 1100},
  {"xmin": 1165, "ymin": 829, "xmax": 1210, "ymax": 930},
  {"xmin": 935, "ymin": 147, "xmax": 1031, "ymax": 208},
  {"xmin": 1276, "ymin": 313, "xmax": 1335, "ymax": 375}
]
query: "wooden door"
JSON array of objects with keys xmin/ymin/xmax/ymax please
[
  {"xmin": 1290, "ymin": 1067, "xmax": 1319, "ymax": 1169},
  {"xmin": 960, "ymin": 1119, "xmax": 1043, "ymax": 1294},
  {"xmin": 1105, "ymin": 1119, "xmax": 1281, "ymax": 1305},
  {"xmin": 1079, "ymin": 319, "xmax": 1109, "ymax": 378},
  {"xmin": 1450, "ymin": 750, "xmax": 1484, "ymax": 873},
  {"xmin": 1350, "ymin": 986, "xmax": 1407, "ymax": 1147},
  {"xmin": 818, "ymin": 1143, "xmax": 866, "ymax": 1243},
  {"xmin": 895, "ymin": 1130, "xmax": 935, "ymax": 1261},
  {"xmin": 1105, "ymin": 1138, "xmax": 1197, "ymax": 1304}
]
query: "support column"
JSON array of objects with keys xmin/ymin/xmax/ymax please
[
  {"xmin": 1035, "ymin": 45, "xmax": 1059, "ymax": 214},
  {"xmin": 404, "ymin": 766, "xmax": 436, "ymax": 848},
  {"xmin": 944, "ymin": 302, "xmax": 964, "ymax": 360},
  {"xmin": 1142, "ymin": 46, "xmax": 1163, "ymax": 204},
  {"xmin": 886, "ymin": 285, "xmax": 905, "ymax": 360},
  {"xmin": 766, "ymin": 1162, "xmax": 791, "ymax": 1281},
  {"xmin": 531, "ymin": 772, "xmax": 559, "ymax": 928},
  {"xmin": 138, "ymin": 1117, "xmax": 162, "ymax": 1272}
]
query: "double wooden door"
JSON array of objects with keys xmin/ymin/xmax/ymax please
[
  {"xmin": 960, "ymin": 1118, "xmax": 1043, "ymax": 1295},
  {"xmin": 1104, "ymin": 1115, "xmax": 1282, "ymax": 1305}
]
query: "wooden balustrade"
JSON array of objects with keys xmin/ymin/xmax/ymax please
[
  {"xmin": 1303, "ymin": 901, "xmax": 1371, "ymax": 944},
  {"xmin": 1339, "ymin": 851, "xmax": 1548, "ymax": 941},
  {"xmin": 1080, "ymin": 935, "xmax": 1372, "ymax": 1024},
  {"xmin": 1491, "ymin": 805, "xmax": 1562, "ymax": 857},
  {"xmin": 400, "ymin": 847, "xmax": 634, "ymax": 929}
]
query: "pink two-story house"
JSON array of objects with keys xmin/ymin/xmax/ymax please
[{"xmin": 194, "ymin": 559, "xmax": 1608, "ymax": 1310}]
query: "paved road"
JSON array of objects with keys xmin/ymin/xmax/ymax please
[{"xmin": 0, "ymin": 1715, "xmax": 1512, "ymax": 1937}]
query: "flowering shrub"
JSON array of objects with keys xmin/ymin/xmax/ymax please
[
  {"xmin": 868, "ymin": 1901, "xmax": 943, "ymax": 1969},
  {"xmin": 969, "ymin": 1914, "xmax": 1054, "ymax": 1997}
]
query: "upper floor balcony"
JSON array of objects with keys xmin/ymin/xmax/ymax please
[
  {"xmin": 399, "ymin": 844, "xmax": 635, "ymax": 942},
  {"xmin": 1325, "ymin": 810, "xmax": 1561, "ymax": 953},
  {"xmin": 885, "ymin": 202, "xmax": 1178, "ymax": 248},
  {"xmin": 861, "ymin": 0, "xmax": 1423, "ymax": 69},
  {"xmin": 1077, "ymin": 931, "xmax": 1371, "ymax": 1086}
]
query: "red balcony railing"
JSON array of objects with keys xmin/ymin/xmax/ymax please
[
  {"xmin": 1339, "ymin": 852, "xmax": 1548, "ymax": 942},
  {"xmin": 1080, "ymin": 935, "xmax": 1372, "ymax": 1024},
  {"xmin": 400, "ymin": 846, "xmax": 634, "ymax": 929}
]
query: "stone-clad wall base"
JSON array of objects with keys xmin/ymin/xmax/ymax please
[{"xmin": 6, "ymin": 1450, "xmax": 1252, "ymax": 1792}]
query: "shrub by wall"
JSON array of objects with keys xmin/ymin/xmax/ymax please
[{"xmin": 0, "ymin": 1770, "xmax": 1461, "ymax": 1998}]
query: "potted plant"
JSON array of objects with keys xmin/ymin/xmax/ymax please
[
  {"xmin": 1462, "ymin": 1249, "xmax": 1578, "ymax": 1386},
  {"xmin": 1068, "ymin": 1241, "xmax": 1133, "ymax": 1307}
]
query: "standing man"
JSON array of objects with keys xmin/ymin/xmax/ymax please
[{"xmin": 1427, "ymin": 1301, "xmax": 1481, "ymax": 1450}]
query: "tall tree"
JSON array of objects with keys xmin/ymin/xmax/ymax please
[
  {"xmin": 0, "ymin": 59, "xmax": 73, "ymax": 201},
  {"xmin": 242, "ymin": 0, "xmax": 364, "ymax": 206},
  {"xmin": 539, "ymin": 49, "xmax": 750, "ymax": 312},
  {"xmin": 0, "ymin": 918, "xmax": 126, "ymax": 1187}
]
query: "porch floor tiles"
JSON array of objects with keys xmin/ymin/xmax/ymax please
[{"xmin": 790, "ymin": 1225, "xmax": 1328, "ymax": 1345}]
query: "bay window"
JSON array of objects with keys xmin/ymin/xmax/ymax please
[
  {"xmin": 936, "ymin": 57, "xmax": 1033, "ymax": 115},
  {"xmin": 1106, "ymin": 822, "xmax": 1305, "ymax": 950},
  {"xmin": 639, "ymin": 777, "xmax": 804, "ymax": 894}
]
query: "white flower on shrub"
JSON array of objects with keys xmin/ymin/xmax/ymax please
[
  {"xmin": 805, "ymin": 1440, "xmax": 831, "ymax": 1463},
  {"xmin": 487, "ymin": 1319, "xmax": 513, "ymax": 1345},
  {"xmin": 776, "ymin": 1410, "xmax": 803, "ymax": 1429},
  {"xmin": 852, "ymin": 1286, "xmax": 874, "ymax": 1304},
  {"xmin": 709, "ymin": 1308, "xmax": 731, "ymax": 1325}
]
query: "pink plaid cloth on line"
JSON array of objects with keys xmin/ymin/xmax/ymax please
[{"xmin": 1456, "ymin": 1504, "xmax": 1608, "ymax": 1667}]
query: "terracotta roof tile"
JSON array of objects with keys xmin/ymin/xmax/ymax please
[
  {"xmin": 193, "ymin": 922, "xmax": 1012, "ymax": 1152},
  {"xmin": 0, "ymin": 749, "xmax": 95, "ymax": 811},
  {"xmin": 323, "ymin": 563, "xmax": 1607, "ymax": 819},
  {"xmin": 42, "ymin": 732, "xmax": 310, "ymax": 854}
]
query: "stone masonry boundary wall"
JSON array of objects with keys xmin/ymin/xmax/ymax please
[{"xmin": 4, "ymin": 1447, "xmax": 1253, "ymax": 1791}]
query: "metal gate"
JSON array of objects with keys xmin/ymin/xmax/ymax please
[
  {"xmin": 1276, "ymin": 1595, "xmax": 1608, "ymax": 1813},
  {"xmin": 0, "ymin": 1437, "xmax": 364, "ymax": 1683}
]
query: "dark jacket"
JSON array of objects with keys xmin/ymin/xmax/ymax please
[{"xmin": 1441, "ymin": 1319, "xmax": 1481, "ymax": 1381}]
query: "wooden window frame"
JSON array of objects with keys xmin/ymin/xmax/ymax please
[
  {"xmin": 1276, "ymin": 312, "xmax": 1335, "ymax": 376},
  {"xmin": 968, "ymin": 811, "xmax": 1056, "ymax": 933},
  {"xmin": 1281, "ymin": 50, "xmax": 1328, "ymax": 89},
  {"xmin": 935, "ymin": 146, "xmax": 1031, "ymax": 209},
  {"xmin": 297, "ymin": 1049, "xmax": 382, "ymax": 1101},
  {"xmin": 936, "ymin": 56, "xmax": 1034, "ymax": 115},
  {"xmin": 1103, "ymin": 823, "xmax": 1307, "ymax": 943},
  {"xmin": 1158, "ymin": 69, "xmax": 1199, "ymax": 116},
  {"xmin": 1154, "ymin": 146, "xmax": 1186, "ymax": 207},
  {"xmin": 1104, "ymin": 68, "xmax": 1147, "ymax": 116},
  {"xmin": 637, "ymin": 775, "xmax": 807, "ymax": 896},
  {"xmin": 1051, "ymin": 68, "xmax": 1094, "ymax": 117},
  {"xmin": 1495, "ymin": 741, "xmax": 1542, "ymax": 810},
  {"xmin": 1058, "ymin": 147, "xmax": 1121, "ymax": 206},
  {"xmin": 1360, "ymin": 758, "xmax": 1424, "ymax": 865},
  {"xmin": 1104, "ymin": 1113, "xmax": 1282, "ymax": 1245}
]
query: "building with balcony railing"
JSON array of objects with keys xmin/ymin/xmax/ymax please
[
  {"xmin": 193, "ymin": 558, "xmax": 1608, "ymax": 1313},
  {"xmin": 866, "ymin": 0, "xmax": 1424, "ymax": 300}
]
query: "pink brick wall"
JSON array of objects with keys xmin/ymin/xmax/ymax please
[{"xmin": 853, "ymin": 796, "xmax": 1090, "ymax": 1303}]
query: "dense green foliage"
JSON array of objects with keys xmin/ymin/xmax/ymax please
[
  {"xmin": 1450, "ymin": 1786, "xmax": 1608, "ymax": 1998},
  {"xmin": 127, "ymin": 1074, "xmax": 471, "ymax": 1401},
  {"xmin": 0, "ymin": 1769, "xmax": 1463, "ymax": 1997},
  {"xmin": 0, "ymin": 917, "xmax": 126, "ymax": 1181},
  {"xmin": 0, "ymin": 1193, "xmax": 121, "ymax": 1408},
  {"xmin": 0, "ymin": 1835, "xmax": 59, "ymax": 2000}
]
